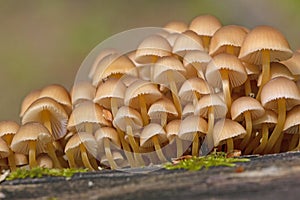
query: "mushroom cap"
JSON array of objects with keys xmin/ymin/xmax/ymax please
[
  {"xmin": 244, "ymin": 62, "xmax": 260, "ymax": 79},
  {"xmin": 11, "ymin": 122, "xmax": 52, "ymax": 155},
  {"xmin": 135, "ymin": 35, "xmax": 172, "ymax": 64},
  {"xmin": 213, "ymin": 119, "xmax": 246, "ymax": 146},
  {"xmin": 178, "ymin": 77, "xmax": 211, "ymax": 103},
  {"xmin": 94, "ymin": 127, "xmax": 121, "ymax": 150},
  {"xmin": 209, "ymin": 25, "xmax": 248, "ymax": 56},
  {"xmin": 14, "ymin": 153, "xmax": 28, "ymax": 166},
  {"xmin": 165, "ymin": 33, "xmax": 180, "ymax": 47},
  {"xmin": 283, "ymin": 105, "xmax": 300, "ymax": 133},
  {"xmin": 92, "ymin": 53, "xmax": 138, "ymax": 86},
  {"xmin": 189, "ymin": 15, "xmax": 222, "ymax": 37},
  {"xmin": 253, "ymin": 110, "xmax": 277, "ymax": 129},
  {"xmin": 281, "ymin": 51, "xmax": 300, "ymax": 75},
  {"xmin": 153, "ymin": 56, "xmax": 187, "ymax": 87},
  {"xmin": 172, "ymin": 30, "xmax": 204, "ymax": 57},
  {"xmin": 239, "ymin": 25, "xmax": 293, "ymax": 65},
  {"xmin": 205, "ymin": 53, "xmax": 247, "ymax": 88},
  {"xmin": 195, "ymin": 93, "xmax": 228, "ymax": 119},
  {"xmin": 124, "ymin": 79, "xmax": 162, "ymax": 108},
  {"xmin": 257, "ymin": 62, "xmax": 295, "ymax": 86},
  {"xmin": 94, "ymin": 78, "xmax": 126, "ymax": 109},
  {"xmin": 113, "ymin": 106, "xmax": 143, "ymax": 131},
  {"xmin": 39, "ymin": 84, "xmax": 72, "ymax": 114},
  {"xmin": 148, "ymin": 97, "xmax": 178, "ymax": 120},
  {"xmin": 71, "ymin": 81, "xmax": 96, "ymax": 107},
  {"xmin": 166, "ymin": 119, "xmax": 181, "ymax": 141},
  {"xmin": 0, "ymin": 120, "xmax": 19, "ymax": 138},
  {"xmin": 37, "ymin": 154, "xmax": 53, "ymax": 168},
  {"xmin": 89, "ymin": 48, "xmax": 119, "ymax": 79},
  {"xmin": 22, "ymin": 97, "xmax": 68, "ymax": 140},
  {"xmin": 183, "ymin": 50, "xmax": 211, "ymax": 79},
  {"xmin": 231, "ymin": 96, "xmax": 265, "ymax": 121},
  {"xmin": 164, "ymin": 21, "xmax": 188, "ymax": 33},
  {"xmin": 178, "ymin": 115, "xmax": 208, "ymax": 141},
  {"xmin": 68, "ymin": 101, "xmax": 112, "ymax": 132},
  {"xmin": 261, "ymin": 77, "xmax": 300, "ymax": 111},
  {"xmin": 64, "ymin": 132, "xmax": 98, "ymax": 159},
  {"xmin": 140, "ymin": 123, "xmax": 168, "ymax": 148},
  {"xmin": 19, "ymin": 89, "xmax": 41, "ymax": 118},
  {"xmin": 182, "ymin": 103, "xmax": 195, "ymax": 118},
  {"xmin": 0, "ymin": 137, "xmax": 9, "ymax": 159}
]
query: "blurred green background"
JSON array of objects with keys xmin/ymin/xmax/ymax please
[{"xmin": 1, "ymin": 0, "xmax": 300, "ymax": 122}]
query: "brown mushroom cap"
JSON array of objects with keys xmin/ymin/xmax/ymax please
[
  {"xmin": 178, "ymin": 115, "xmax": 208, "ymax": 141},
  {"xmin": 113, "ymin": 106, "xmax": 143, "ymax": 132},
  {"xmin": 239, "ymin": 25, "xmax": 293, "ymax": 65},
  {"xmin": 189, "ymin": 15, "xmax": 222, "ymax": 37},
  {"xmin": 37, "ymin": 154, "xmax": 53, "ymax": 168},
  {"xmin": 94, "ymin": 127, "xmax": 121, "ymax": 151},
  {"xmin": 0, "ymin": 120, "xmax": 19, "ymax": 141},
  {"xmin": 135, "ymin": 35, "xmax": 172, "ymax": 64},
  {"xmin": 281, "ymin": 51, "xmax": 300, "ymax": 75},
  {"xmin": 0, "ymin": 137, "xmax": 9, "ymax": 159},
  {"xmin": 140, "ymin": 123, "xmax": 168, "ymax": 148},
  {"xmin": 253, "ymin": 110, "xmax": 277, "ymax": 129},
  {"xmin": 182, "ymin": 103, "xmax": 195, "ymax": 118},
  {"xmin": 231, "ymin": 96, "xmax": 265, "ymax": 121},
  {"xmin": 283, "ymin": 105, "xmax": 300, "ymax": 133},
  {"xmin": 166, "ymin": 119, "xmax": 181, "ymax": 141},
  {"xmin": 148, "ymin": 97, "xmax": 178, "ymax": 121},
  {"xmin": 183, "ymin": 50, "xmax": 211, "ymax": 79},
  {"xmin": 71, "ymin": 81, "xmax": 96, "ymax": 107},
  {"xmin": 19, "ymin": 89, "xmax": 41, "ymax": 118},
  {"xmin": 164, "ymin": 21, "xmax": 188, "ymax": 33}
]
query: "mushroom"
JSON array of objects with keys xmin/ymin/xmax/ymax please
[
  {"xmin": 164, "ymin": 21, "xmax": 188, "ymax": 33},
  {"xmin": 100, "ymin": 151, "xmax": 128, "ymax": 169},
  {"xmin": 14, "ymin": 153, "xmax": 28, "ymax": 168},
  {"xmin": 71, "ymin": 81, "xmax": 96, "ymax": 107},
  {"xmin": 179, "ymin": 115, "xmax": 208, "ymax": 156},
  {"xmin": 195, "ymin": 93, "xmax": 227, "ymax": 152},
  {"xmin": 209, "ymin": 25, "xmax": 248, "ymax": 56},
  {"xmin": 68, "ymin": 101, "xmax": 112, "ymax": 134},
  {"xmin": 281, "ymin": 50, "xmax": 300, "ymax": 78},
  {"xmin": 213, "ymin": 119, "xmax": 246, "ymax": 153},
  {"xmin": 231, "ymin": 97, "xmax": 265, "ymax": 150},
  {"xmin": 140, "ymin": 123, "xmax": 168, "ymax": 163},
  {"xmin": 261, "ymin": 77, "xmax": 300, "ymax": 153},
  {"xmin": 124, "ymin": 79, "xmax": 162, "ymax": 125},
  {"xmin": 94, "ymin": 127, "xmax": 121, "ymax": 169},
  {"xmin": 243, "ymin": 62, "xmax": 260, "ymax": 96},
  {"xmin": 153, "ymin": 56, "xmax": 186, "ymax": 117},
  {"xmin": 283, "ymin": 105, "xmax": 300, "ymax": 151},
  {"xmin": 113, "ymin": 106, "xmax": 145, "ymax": 166},
  {"xmin": 166, "ymin": 119, "xmax": 183, "ymax": 158},
  {"xmin": 239, "ymin": 26, "xmax": 293, "ymax": 100},
  {"xmin": 189, "ymin": 15, "xmax": 222, "ymax": 51},
  {"xmin": 182, "ymin": 103, "xmax": 195, "ymax": 119},
  {"xmin": 21, "ymin": 97, "xmax": 68, "ymax": 140},
  {"xmin": 19, "ymin": 89, "xmax": 40, "ymax": 118},
  {"xmin": 205, "ymin": 53, "xmax": 247, "ymax": 114},
  {"xmin": 0, "ymin": 120, "xmax": 19, "ymax": 171},
  {"xmin": 183, "ymin": 50, "xmax": 211, "ymax": 79},
  {"xmin": 148, "ymin": 97, "xmax": 178, "ymax": 128},
  {"xmin": 64, "ymin": 132, "xmax": 98, "ymax": 171},
  {"xmin": 178, "ymin": 77, "xmax": 211, "ymax": 106},
  {"xmin": 0, "ymin": 138, "xmax": 9, "ymax": 167},
  {"xmin": 11, "ymin": 122, "xmax": 61, "ymax": 169},
  {"xmin": 37, "ymin": 154, "xmax": 53, "ymax": 168}
]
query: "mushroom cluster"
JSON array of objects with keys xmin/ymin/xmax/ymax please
[{"xmin": 1, "ymin": 14, "xmax": 300, "ymax": 171}]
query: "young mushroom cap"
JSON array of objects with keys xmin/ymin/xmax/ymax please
[
  {"xmin": 0, "ymin": 120, "xmax": 19, "ymax": 143},
  {"xmin": 183, "ymin": 50, "xmax": 211, "ymax": 79},
  {"xmin": 189, "ymin": 15, "xmax": 222, "ymax": 37},
  {"xmin": 231, "ymin": 97, "xmax": 265, "ymax": 121},
  {"xmin": 113, "ymin": 106, "xmax": 143, "ymax": 132},
  {"xmin": 281, "ymin": 51, "xmax": 300, "ymax": 76},
  {"xmin": 0, "ymin": 138, "xmax": 9, "ymax": 159},
  {"xmin": 37, "ymin": 154, "xmax": 53, "ymax": 168},
  {"xmin": 94, "ymin": 127, "xmax": 121, "ymax": 152},
  {"xmin": 21, "ymin": 97, "xmax": 68, "ymax": 140},
  {"xmin": 178, "ymin": 115, "xmax": 208, "ymax": 141},
  {"xmin": 182, "ymin": 103, "xmax": 195, "ymax": 118},
  {"xmin": 283, "ymin": 105, "xmax": 300, "ymax": 133},
  {"xmin": 71, "ymin": 81, "xmax": 96, "ymax": 107},
  {"xmin": 140, "ymin": 123, "xmax": 168, "ymax": 148},
  {"xmin": 164, "ymin": 21, "xmax": 188, "ymax": 33},
  {"xmin": 148, "ymin": 97, "xmax": 178, "ymax": 123},
  {"xmin": 166, "ymin": 119, "xmax": 181, "ymax": 142},
  {"xmin": 19, "ymin": 89, "xmax": 41, "ymax": 118},
  {"xmin": 253, "ymin": 110, "xmax": 278, "ymax": 128}
]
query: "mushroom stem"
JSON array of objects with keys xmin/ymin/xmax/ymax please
[
  {"xmin": 253, "ymin": 124, "xmax": 269, "ymax": 154},
  {"xmin": 104, "ymin": 138, "xmax": 118, "ymax": 169},
  {"xmin": 139, "ymin": 95, "xmax": 149, "ymax": 126},
  {"xmin": 264, "ymin": 98, "xmax": 286, "ymax": 153},
  {"xmin": 192, "ymin": 132, "xmax": 199, "ymax": 156},
  {"xmin": 291, "ymin": 134, "xmax": 300, "ymax": 151},
  {"xmin": 256, "ymin": 50, "xmax": 270, "ymax": 100},
  {"xmin": 7, "ymin": 150, "xmax": 16, "ymax": 171},
  {"xmin": 41, "ymin": 110, "xmax": 52, "ymax": 135},
  {"xmin": 152, "ymin": 136, "xmax": 167, "ymax": 162},
  {"xmin": 176, "ymin": 137, "xmax": 183, "ymax": 158},
  {"xmin": 46, "ymin": 143, "xmax": 62, "ymax": 169},
  {"xmin": 244, "ymin": 131, "xmax": 262, "ymax": 155},
  {"xmin": 289, "ymin": 134, "xmax": 299, "ymax": 151},
  {"xmin": 244, "ymin": 78, "xmax": 252, "ymax": 96},
  {"xmin": 161, "ymin": 112, "xmax": 168, "ymax": 128},
  {"xmin": 239, "ymin": 111, "xmax": 252, "ymax": 150},
  {"xmin": 207, "ymin": 106, "xmax": 215, "ymax": 151},
  {"xmin": 202, "ymin": 36, "xmax": 210, "ymax": 52},
  {"xmin": 273, "ymin": 133, "xmax": 284, "ymax": 153},
  {"xmin": 226, "ymin": 138, "xmax": 234, "ymax": 153},
  {"xmin": 167, "ymin": 71, "xmax": 182, "ymax": 118},
  {"xmin": 28, "ymin": 140, "xmax": 37, "ymax": 168},
  {"xmin": 79, "ymin": 143, "xmax": 95, "ymax": 171},
  {"xmin": 192, "ymin": 91, "xmax": 200, "ymax": 107},
  {"xmin": 66, "ymin": 150, "xmax": 77, "ymax": 168},
  {"xmin": 116, "ymin": 128, "xmax": 136, "ymax": 167},
  {"xmin": 226, "ymin": 45, "xmax": 235, "ymax": 55},
  {"xmin": 220, "ymin": 69, "xmax": 231, "ymax": 117},
  {"xmin": 111, "ymin": 98, "xmax": 119, "ymax": 119}
]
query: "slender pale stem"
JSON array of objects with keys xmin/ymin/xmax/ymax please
[
  {"xmin": 264, "ymin": 98, "xmax": 286, "ymax": 153},
  {"xmin": 116, "ymin": 128, "xmax": 136, "ymax": 167},
  {"xmin": 207, "ymin": 106, "xmax": 215, "ymax": 151},
  {"xmin": 202, "ymin": 36, "xmax": 211, "ymax": 52},
  {"xmin": 192, "ymin": 132, "xmax": 199, "ymax": 156},
  {"xmin": 41, "ymin": 110, "xmax": 52, "ymax": 135},
  {"xmin": 220, "ymin": 69, "xmax": 231, "ymax": 117},
  {"xmin": 256, "ymin": 50, "xmax": 270, "ymax": 101},
  {"xmin": 253, "ymin": 124, "xmax": 269, "ymax": 154},
  {"xmin": 139, "ymin": 95, "xmax": 149, "ymax": 126},
  {"xmin": 273, "ymin": 133, "xmax": 284, "ymax": 153},
  {"xmin": 226, "ymin": 138, "xmax": 234, "ymax": 153},
  {"xmin": 104, "ymin": 138, "xmax": 118, "ymax": 170},
  {"xmin": 7, "ymin": 150, "xmax": 16, "ymax": 171},
  {"xmin": 244, "ymin": 78, "xmax": 252, "ymax": 96},
  {"xmin": 152, "ymin": 136, "xmax": 167, "ymax": 162},
  {"xmin": 167, "ymin": 71, "xmax": 182, "ymax": 118},
  {"xmin": 239, "ymin": 111, "xmax": 252, "ymax": 150},
  {"xmin": 80, "ymin": 143, "xmax": 95, "ymax": 171},
  {"xmin": 244, "ymin": 132, "xmax": 262, "ymax": 155},
  {"xmin": 66, "ymin": 150, "xmax": 77, "ymax": 168},
  {"xmin": 126, "ymin": 123, "xmax": 145, "ymax": 166},
  {"xmin": 46, "ymin": 143, "xmax": 62, "ymax": 168},
  {"xmin": 176, "ymin": 137, "xmax": 183, "ymax": 158},
  {"xmin": 29, "ymin": 141, "xmax": 37, "ymax": 169}
]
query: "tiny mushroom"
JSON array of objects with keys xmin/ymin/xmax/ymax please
[
  {"xmin": 166, "ymin": 119, "xmax": 183, "ymax": 158},
  {"xmin": 283, "ymin": 105, "xmax": 300, "ymax": 151},
  {"xmin": 71, "ymin": 81, "xmax": 96, "ymax": 107},
  {"xmin": 183, "ymin": 50, "xmax": 211, "ymax": 79}
]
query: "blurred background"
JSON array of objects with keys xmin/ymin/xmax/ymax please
[{"xmin": 1, "ymin": 0, "xmax": 300, "ymax": 122}]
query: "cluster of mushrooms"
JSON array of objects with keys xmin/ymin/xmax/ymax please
[{"xmin": 1, "ymin": 14, "xmax": 300, "ymax": 172}]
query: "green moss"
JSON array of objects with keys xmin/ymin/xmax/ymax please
[
  {"xmin": 6, "ymin": 167, "xmax": 88, "ymax": 181},
  {"xmin": 164, "ymin": 151, "xmax": 250, "ymax": 171}
]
